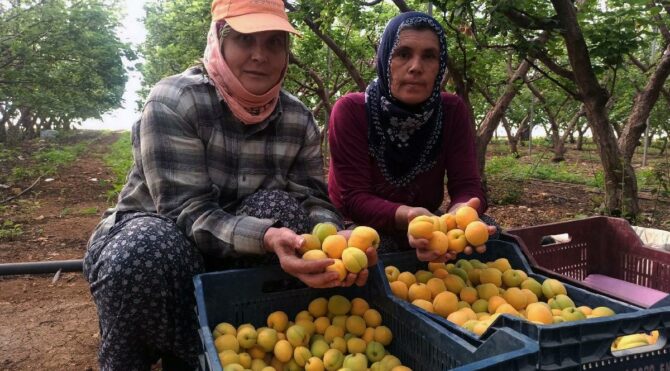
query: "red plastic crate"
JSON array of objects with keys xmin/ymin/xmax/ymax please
[{"xmin": 504, "ymin": 216, "xmax": 670, "ymax": 307}]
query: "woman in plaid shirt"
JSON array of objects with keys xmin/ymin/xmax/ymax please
[{"xmin": 83, "ymin": 1, "xmax": 377, "ymax": 369}]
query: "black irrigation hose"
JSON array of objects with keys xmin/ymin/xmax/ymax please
[{"xmin": 0, "ymin": 259, "xmax": 83, "ymax": 276}]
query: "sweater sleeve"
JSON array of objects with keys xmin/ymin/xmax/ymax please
[
  {"xmin": 328, "ymin": 94, "xmax": 401, "ymax": 231},
  {"xmin": 443, "ymin": 95, "xmax": 488, "ymax": 214}
]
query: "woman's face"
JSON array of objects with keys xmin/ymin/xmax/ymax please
[
  {"xmin": 222, "ymin": 29, "xmax": 287, "ymax": 95},
  {"xmin": 389, "ymin": 29, "xmax": 440, "ymax": 105}
]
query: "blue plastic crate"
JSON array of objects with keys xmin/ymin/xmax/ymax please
[
  {"xmin": 194, "ymin": 261, "xmax": 539, "ymax": 370},
  {"xmin": 379, "ymin": 240, "xmax": 670, "ymax": 370}
]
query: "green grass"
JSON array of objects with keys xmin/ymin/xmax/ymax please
[
  {"xmin": 80, "ymin": 206, "xmax": 100, "ymax": 215},
  {"xmin": 0, "ymin": 220, "xmax": 23, "ymax": 241},
  {"xmin": 486, "ymin": 154, "xmax": 603, "ymax": 188},
  {"xmin": 7, "ymin": 141, "xmax": 90, "ymax": 183},
  {"xmin": 103, "ymin": 132, "xmax": 133, "ymax": 200}
]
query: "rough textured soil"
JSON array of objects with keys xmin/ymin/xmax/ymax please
[
  {"xmin": 0, "ymin": 131, "xmax": 668, "ymax": 370},
  {"xmin": 1, "ymin": 132, "xmax": 119, "ymax": 371}
]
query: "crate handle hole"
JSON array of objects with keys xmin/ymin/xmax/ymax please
[
  {"xmin": 610, "ymin": 330, "xmax": 666, "ymax": 357},
  {"xmin": 540, "ymin": 233, "xmax": 572, "ymax": 246}
]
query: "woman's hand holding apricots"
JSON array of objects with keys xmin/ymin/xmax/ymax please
[
  {"xmin": 264, "ymin": 227, "xmax": 343, "ymax": 288},
  {"xmin": 448, "ymin": 197, "xmax": 497, "ymax": 254}
]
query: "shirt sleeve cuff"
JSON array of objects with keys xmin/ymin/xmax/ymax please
[{"xmin": 232, "ymin": 216, "xmax": 276, "ymax": 255}]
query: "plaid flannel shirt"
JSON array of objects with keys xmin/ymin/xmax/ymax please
[{"xmin": 92, "ymin": 66, "xmax": 342, "ymax": 258}]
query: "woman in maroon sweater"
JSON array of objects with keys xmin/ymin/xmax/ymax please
[{"xmin": 328, "ymin": 12, "xmax": 496, "ymax": 261}]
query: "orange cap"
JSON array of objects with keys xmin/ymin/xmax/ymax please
[{"xmin": 211, "ymin": 0, "xmax": 300, "ymax": 35}]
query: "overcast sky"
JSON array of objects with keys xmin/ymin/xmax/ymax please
[{"xmin": 80, "ymin": 0, "xmax": 146, "ymax": 131}]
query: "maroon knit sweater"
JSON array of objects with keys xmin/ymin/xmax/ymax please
[{"xmin": 328, "ymin": 92, "xmax": 486, "ymax": 232}]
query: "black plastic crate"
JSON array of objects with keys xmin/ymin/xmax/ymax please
[
  {"xmin": 193, "ymin": 261, "xmax": 539, "ymax": 371},
  {"xmin": 379, "ymin": 241, "xmax": 670, "ymax": 370}
]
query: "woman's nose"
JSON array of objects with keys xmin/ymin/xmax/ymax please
[
  {"xmin": 250, "ymin": 44, "xmax": 267, "ymax": 62},
  {"xmin": 408, "ymin": 56, "xmax": 423, "ymax": 74}
]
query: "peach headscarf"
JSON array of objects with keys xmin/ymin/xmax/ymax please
[{"xmin": 202, "ymin": 21, "xmax": 287, "ymax": 125}]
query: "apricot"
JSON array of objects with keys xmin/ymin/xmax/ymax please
[
  {"xmin": 487, "ymin": 295, "xmax": 507, "ymax": 314},
  {"xmin": 428, "ymin": 230, "xmax": 449, "ymax": 254},
  {"xmin": 350, "ymin": 298, "xmax": 369, "ymax": 316},
  {"xmin": 464, "ymin": 220, "xmax": 489, "ymax": 246},
  {"xmin": 302, "ymin": 249, "xmax": 328, "ymax": 261},
  {"xmin": 327, "ymin": 295, "xmax": 351, "ymax": 316},
  {"xmin": 446, "ymin": 310, "xmax": 470, "ymax": 326},
  {"xmin": 412, "ymin": 299, "xmax": 435, "ymax": 313},
  {"xmin": 273, "ymin": 339, "xmax": 293, "ymax": 363},
  {"xmin": 433, "ymin": 291, "xmax": 459, "ymax": 318},
  {"xmin": 444, "ymin": 274, "xmax": 466, "ymax": 294},
  {"xmin": 308, "ymin": 297, "xmax": 328, "ymax": 318},
  {"xmin": 326, "ymin": 259, "xmax": 347, "ymax": 281},
  {"xmin": 408, "ymin": 283, "xmax": 432, "ymax": 302},
  {"xmin": 389, "ymin": 280, "xmax": 409, "ymax": 301},
  {"xmin": 322, "ymin": 234, "xmax": 347, "ymax": 259},
  {"xmin": 502, "ymin": 287, "xmax": 528, "ymax": 310},
  {"xmin": 459, "ymin": 286, "xmax": 479, "ymax": 304},
  {"xmin": 439, "ymin": 213, "xmax": 457, "ymax": 232},
  {"xmin": 479, "ymin": 268, "xmax": 503, "ymax": 287},
  {"xmin": 342, "ymin": 247, "xmax": 368, "ymax": 273},
  {"xmin": 347, "ymin": 226, "xmax": 380, "ymax": 251},
  {"xmin": 408, "ymin": 216, "xmax": 435, "ymax": 240},
  {"xmin": 397, "ymin": 271, "xmax": 417, "ymax": 288},
  {"xmin": 299, "ymin": 233, "xmax": 321, "ymax": 255},
  {"xmin": 312, "ymin": 222, "xmax": 338, "ymax": 243},
  {"xmin": 363, "ymin": 308, "xmax": 382, "ymax": 327},
  {"xmin": 454, "ymin": 206, "xmax": 479, "ymax": 229},
  {"xmin": 426, "ymin": 277, "xmax": 447, "ymax": 298},
  {"xmin": 446, "ymin": 229, "xmax": 467, "ymax": 253}
]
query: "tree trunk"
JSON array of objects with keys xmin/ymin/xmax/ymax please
[
  {"xmin": 0, "ymin": 121, "xmax": 6, "ymax": 144},
  {"xmin": 502, "ymin": 117, "xmax": 521, "ymax": 157},
  {"xmin": 552, "ymin": 0, "xmax": 639, "ymax": 217},
  {"xmin": 618, "ymin": 43, "xmax": 670, "ymax": 162},
  {"xmin": 576, "ymin": 127, "xmax": 585, "ymax": 150},
  {"xmin": 660, "ymin": 137, "xmax": 667, "ymax": 155},
  {"xmin": 475, "ymin": 58, "xmax": 533, "ymax": 177},
  {"xmin": 524, "ymin": 76, "xmax": 568, "ymax": 163},
  {"xmin": 554, "ymin": 105, "xmax": 584, "ymax": 161}
]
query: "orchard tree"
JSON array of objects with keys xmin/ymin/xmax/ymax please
[
  {"xmin": 488, "ymin": 0, "xmax": 670, "ymax": 218},
  {"xmin": 0, "ymin": 0, "xmax": 132, "ymax": 143}
]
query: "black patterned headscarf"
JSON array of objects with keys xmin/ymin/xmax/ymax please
[{"xmin": 366, "ymin": 12, "xmax": 448, "ymax": 187}]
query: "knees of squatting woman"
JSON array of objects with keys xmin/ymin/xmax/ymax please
[
  {"xmin": 328, "ymin": 12, "xmax": 498, "ymax": 264},
  {"xmin": 83, "ymin": 1, "xmax": 376, "ymax": 369}
]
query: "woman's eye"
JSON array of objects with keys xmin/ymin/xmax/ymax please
[
  {"xmin": 238, "ymin": 34, "xmax": 253, "ymax": 44},
  {"xmin": 394, "ymin": 51, "xmax": 410, "ymax": 59},
  {"xmin": 269, "ymin": 37, "xmax": 284, "ymax": 48}
]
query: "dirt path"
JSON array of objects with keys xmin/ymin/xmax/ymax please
[{"xmin": 0, "ymin": 132, "xmax": 121, "ymax": 371}]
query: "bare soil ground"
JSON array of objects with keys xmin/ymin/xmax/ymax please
[{"xmin": 0, "ymin": 131, "xmax": 668, "ymax": 370}]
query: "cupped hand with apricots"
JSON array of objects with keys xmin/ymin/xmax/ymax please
[
  {"xmin": 405, "ymin": 198, "xmax": 496, "ymax": 262},
  {"xmin": 264, "ymin": 227, "xmax": 344, "ymax": 288},
  {"xmin": 448, "ymin": 197, "xmax": 497, "ymax": 255},
  {"xmin": 295, "ymin": 223, "xmax": 379, "ymax": 287}
]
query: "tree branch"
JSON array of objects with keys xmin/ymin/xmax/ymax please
[
  {"xmin": 501, "ymin": 7, "xmax": 561, "ymax": 30},
  {"xmin": 619, "ymin": 42, "xmax": 670, "ymax": 160},
  {"xmin": 289, "ymin": 52, "xmax": 332, "ymax": 114},
  {"xmin": 284, "ymin": 2, "xmax": 367, "ymax": 91},
  {"xmin": 358, "ymin": 0, "xmax": 384, "ymax": 6},
  {"xmin": 391, "ymin": 0, "xmax": 412, "ymax": 12},
  {"xmin": 524, "ymin": 57, "xmax": 580, "ymax": 99}
]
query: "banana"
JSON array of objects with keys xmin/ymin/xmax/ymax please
[
  {"xmin": 616, "ymin": 334, "xmax": 650, "ymax": 349},
  {"xmin": 616, "ymin": 340, "xmax": 650, "ymax": 350}
]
